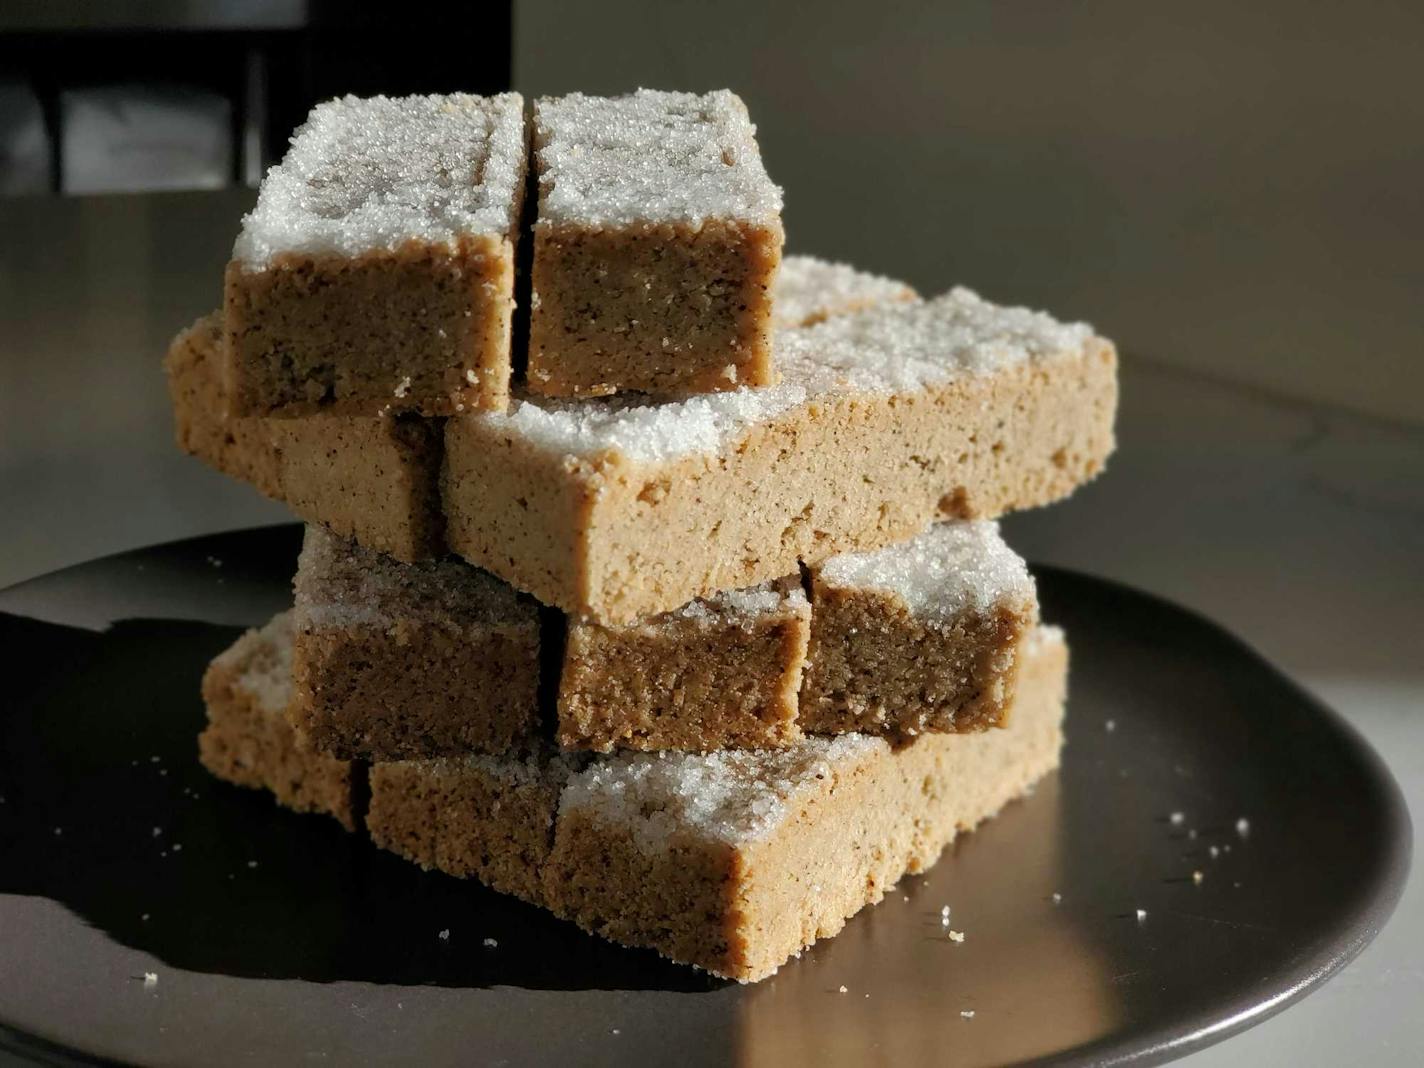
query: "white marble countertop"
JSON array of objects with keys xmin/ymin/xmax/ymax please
[{"xmin": 1, "ymin": 190, "xmax": 1419, "ymax": 1065}]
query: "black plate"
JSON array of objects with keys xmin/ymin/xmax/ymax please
[{"xmin": 0, "ymin": 527, "xmax": 1410, "ymax": 1067}]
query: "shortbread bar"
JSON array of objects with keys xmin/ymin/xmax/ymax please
[
  {"xmin": 445, "ymin": 287, "xmax": 1117, "ymax": 623},
  {"xmin": 290, "ymin": 527, "xmax": 541, "ymax": 760},
  {"xmin": 164, "ymin": 310, "xmax": 443, "ymax": 561},
  {"xmin": 558, "ymin": 578, "xmax": 811, "ymax": 752},
  {"xmin": 204, "ymin": 614, "xmax": 1064, "ymax": 980},
  {"xmin": 167, "ymin": 254, "xmax": 897, "ymax": 561},
  {"xmin": 291, "ymin": 514, "xmax": 1034, "ymax": 754},
  {"xmin": 270, "ymin": 415, "xmax": 444, "ymax": 562},
  {"xmin": 802, "ymin": 520, "xmax": 1038, "ymax": 738},
  {"xmin": 527, "ymin": 90, "xmax": 784, "ymax": 398},
  {"xmin": 165, "ymin": 312, "xmax": 283, "ymax": 499},
  {"xmin": 370, "ymin": 625, "xmax": 1066, "ymax": 981},
  {"xmin": 225, "ymin": 93, "xmax": 527, "ymax": 418},
  {"xmin": 547, "ymin": 625, "xmax": 1065, "ymax": 980},
  {"xmin": 197, "ymin": 612, "xmax": 358, "ymax": 829}
]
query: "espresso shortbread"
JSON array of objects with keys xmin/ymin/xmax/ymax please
[
  {"xmin": 271, "ymin": 415, "xmax": 444, "ymax": 562},
  {"xmin": 291, "ymin": 527, "xmax": 541, "ymax": 760},
  {"xmin": 803, "ymin": 520, "xmax": 1038, "ymax": 738},
  {"xmin": 165, "ymin": 312, "xmax": 283, "ymax": 499},
  {"xmin": 215, "ymin": 616, "xmax": 1066, "ymax": 982},
  {"xmin": 285, "ymin": 516, "xmax": 1035, "ymax": 753},
  {"xmin": 546, "ymin": 625, "xmax": 1066, "ymax": 981},
  {"xmin": 445, "ymin": 288, "xmax": 1117, "ymax": 623},
  {"xmin": 198, "ymin": 612, "xmax": 358, "ymax": 829},
  {"xmin": 558, "ymin": 578, "xmax": 811, "ymax": 752},
  {"xmin": 168, "ymin": 255, "xmax": 902, "ymax": 561},
  {"xmin": 225, "ymin": 93, "xmax": 527, "ymax": 418},
  {"xmin": 366, "ymin": 747, "xmax": 584, "ymax": 905},
  {"xmin": 527, "ymin": 91, "xmax": 784, "ymax": 399},
  {"xmin": 203, "ymin": 612, "xmax": 1065, "ymax": 981}
]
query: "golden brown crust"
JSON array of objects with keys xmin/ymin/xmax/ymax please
[
  {"xmin": 542, "ymin": 630, "xmax": 1068, "ymax": 981},
  {"xmin": 557, "ymin": 584, "xmax": 811, "ymax": 752},
  {"xmin": 800, "ymin": 580, "xmax": 1037, "ymax": 739},
  {"xmin": 366, "ymin": 758, "xmax": 564, "ymax": 905},
  {"xmin": 223, "ymin": 234, "xmax": 517, "ymax": 419},
  {"xmin": 163, "ymin": 312, "xmax": 284, "ymax": 499},
  {"xmin": 202, "ymin": 616, "xmax": 1066, "ymax": 982},
  {"xmin": 271, "ymin": 415, "xmax": 445, "ymax": 562},
  {"xmin": 445, "ymin": 342, "xmax": 1117, "ymax": 623},
  {"xmin": 291, "ymin": 617, "xmax": 541, "ymax": 761},
  {"xmin": 526, "ymin": 213, "xmax": 782, "ymax": 399},
  {"xmin": 198, "ymin": 626, "xmax": 357, "ymax": 830}
]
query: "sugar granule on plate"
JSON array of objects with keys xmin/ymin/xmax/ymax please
[
  {"xmin": 1051, "ymin": 892, "xmax": 1062, "ymax": 904},
  {"xmin": 483, "ymin": 938, "xmax": 498, "ymax": 948},
  {"xmin": 960, "ymin": 1010, "xmax": 976, "ymax": 1019},
  {"xmin": 838, "ymin": 985, "xmax": 848, "ymax": 994},
  {"xmin": 143, "ymin": 972, "xmax": 158, "ymax": 989},
  {"xmin": 1135, "ymin": 908, "xmax": 1148, "ymax": 921},
  {"xmin": 947, "ymin": 930, "xmax": 965, "ymax": 943},
  {"xmin": 438, "ymin": 929, "xmax": 450, "ymax": 941},
  {"xmin": 1169, "ymin": 811, "xmax": 1184, "ymax": 825},
  {"xmin": 1192, "ymin": 870, "xmax": 1204, "ymax": 885},
  {"xmin": 1236, "ymin": 817, "xmax": 1251, "ymax": 837},
  {"xmin": 1105, "ymin": 719, "xmax": 1117, "ymax": 732}
]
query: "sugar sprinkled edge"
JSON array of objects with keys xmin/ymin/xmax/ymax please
[
  {"xmin": 474, "ymin": 285, "xmax": 1096, "ymax": 465},
  {"xmin": 816, "ymin": 519, "xmax": 1034, "ymax": 624},
  {"xmin": 534, "ymin": 89, "xmax": 782, "ymax": 228},
  {"xmin": 234, "ymin": 93, "xmax": 525, "ymax": 266}
]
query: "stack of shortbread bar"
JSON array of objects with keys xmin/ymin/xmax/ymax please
[{"xmin": 166, "ymin": 89, "xmax": 1118, "ymax": 982}]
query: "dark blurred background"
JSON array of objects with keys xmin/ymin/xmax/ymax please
[
  {"xmin": 1, "ymin": 9, "xmax": 1422, "ymax": 1061},
  {"xmin": 0, "ymin": 1, "xmax": 510, "ymax": 193}
]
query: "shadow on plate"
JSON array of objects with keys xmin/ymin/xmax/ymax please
[{"xmin": 0, "ymin": 612, "xmax": 721, "ymax": 993}]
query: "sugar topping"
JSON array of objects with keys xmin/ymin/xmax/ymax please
[
  {"xmin": 816, "ymin": 521, "xmax": 1035, "ymax": 623},
  {"xmin": 560, "ymin": 733, "xmax": 884, "ymax": 852},
  {"xmin": 412, "ymin": 746, "xmax": 588, "ymax": 791},
  {"xmin": 217, "ymin": 611, "xmax": 295, "ymax": 713},
  {"xmin": 233, "ymin": 93, "xmax": 525, "ymax": 266},
  {"xmin": 294, "ymin": 525, "xmax": 535, "ymax": 632},
  {"xmin": 775, "ymin": 286, "xmax": 1094, "ymax": 395},
  {"xmin": 475, "ymin": 286, "xmax": 1095, "ymax": 464},
  {"xmin": 534, "ymin": 90, "xmax": 782, "ymax": 228},
  {"xmin": 666, "ymin": 577, "xmax": 806, "ymax": 628},
  {"xmin": 773, "ymin": 255, "xmax": 918, "ymax": 328}
]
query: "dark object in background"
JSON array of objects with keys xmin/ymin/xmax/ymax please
[
  {"xmin": 0, "ymin": 77, "xmax": 48, "ymax": 193},
  {"xmin": 0, "ymin": 0, "xmax": 513, "ymax": 195}
]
